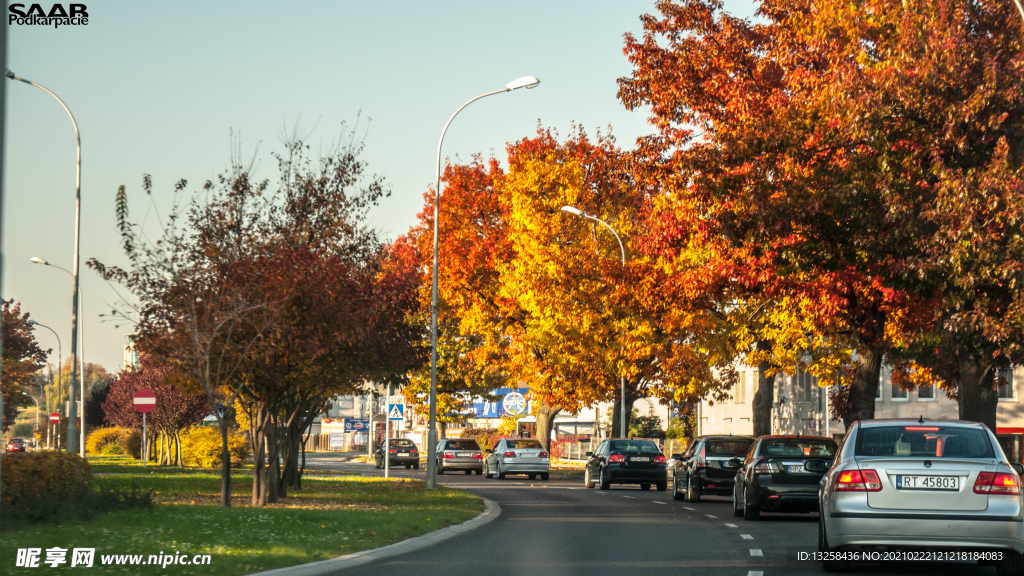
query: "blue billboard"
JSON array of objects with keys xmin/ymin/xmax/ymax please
[{"xmin": 472, "ymin": 388, "xmax": 530, "ymax": 418}]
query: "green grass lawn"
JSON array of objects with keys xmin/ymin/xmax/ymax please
[{"xmin": 1, "ymin": 456, "xmax": 482, "ymax": 575}]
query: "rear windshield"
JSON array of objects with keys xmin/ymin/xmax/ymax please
[
  {"xmin": 391, "ymin": 439, "xmax": 415, "ymax": 447},
  {"xmin": 706, "ymin": 440, "xmax": 753, "ymax": 456},
  {"xmin": 506, "ymin": 440, "xmax": 542, "ymax": 449},
  {"xmin": 610, "ymin": 440, "xmax": 660, "ymax": 453},
  {"xmin": 856, "ymin": 426, "xmax": 994, "ymax": 459},
  {"xmin": 759, "ymin": 439, "xmax": 837, "ymax": 457},
  {"xmin": 446, "ymin": 440, "xmax": 480, "ymax": 450}
]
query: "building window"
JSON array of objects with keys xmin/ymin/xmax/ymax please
[
  {"xmin": 918, "ymin": 385, "xmax": 934, "ymax": 400},
  {"xmin": 998, "ymin": 368, "xmax": 1015, "ymax": 400},
  {"xmin": 736, "ymin": 372, "xmax": 747, "ymax": 404},
  {"xmin": 891, "ymin": 383, "xmax": 908, "ymax": 400}
]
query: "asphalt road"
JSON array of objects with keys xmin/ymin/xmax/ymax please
[{"xmin": 304, "ymin": 455, "xmax": 997, "ymax": 576}]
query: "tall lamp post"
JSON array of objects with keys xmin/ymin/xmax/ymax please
[
  {"xmin": 31, "ymin": 257, "xmax": 87, "ymax": 455},
  {"xmin": 426, "ymin": 76, "xmax": 540, "ymax": 489},
  {"xmin": 559, "ymin": 205, "xmax": 629, "ymax": 437},
  {"xmin": 6, "ymin": 70, "xmax": 82, "ymax": 454},
  {"xmin": 27, "ymin": 320, "xmax": 61, "ymax": 450}
]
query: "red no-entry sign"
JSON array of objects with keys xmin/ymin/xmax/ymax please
[
  {"xmin": 49, "ymin": 412, "xmax": 59, "ymax": 424},
  {"xmin": 133, "ymin": 389, "xmax": 156, "ymax": 413}
]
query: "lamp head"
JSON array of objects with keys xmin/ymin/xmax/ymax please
[
  {"xmin": 30, "ymin": 257, "xmax": 47, "ymax": 265},
  {"xmin": 4, "ymin": 70, "xmax": 14, "ymax": 80},
  {"xmin": 506, "ymin": 76, "xmax": 540, "ymax": 91},
  {"xmin": 560, "ymin": 206, "xmax": 584, "ymax": 217},
  {"xmin": 27, "ymin": 320, "xmax": 39, "ymax": 326}
]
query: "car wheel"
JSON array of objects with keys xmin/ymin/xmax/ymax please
[
  {"xmin": 732, "ymin": 484, "xmax": 743, "ymax": 517},
  {"xmin": 464, "ymin": 469, "xmax": 472, "ymax": 475},
  {"xmin": 686, "ymin": 475, "xmax": 701, "ymax": 503},
  {"xmin": 485, "ymin": 462, "xmax": 494, "ymax": 479},
  {"xmin": 673, "ymin": 476, "xmax": 684, "ymax": 500},
  {"xmin": 541, "ymin": 473, "xmax": 549, "ymax": 481},
  {"xmin": 742, "ymin": 486, "xmax": 760, "ymax": 521},
  {"xmin": 405, "ymin": 464, "xmax": 411, "ymax": 470},
  {"xmin": 437, "ymin": 465, "xmax": 444, "ymax": 475},
  {"xmin": 497, "ymin": 464, "xmax": 506, "ymax": 480},
  {"xmin": 599, "ymin": 467, "xmax": 611, "ymax": 490},
  {"xmin": 475, "ymin": 467, "xmax": 482, "ymax": 475},
  {"xmin": 529, "ymin": 474, "xmax": 537, "ymax": 480},
  {"xmin": 640, "ymin": 483, "xmax": 651, "ymax": 491},
  {"xmin": 413, "ymin": 462, "xmax": 419, "ymax": 470},
  {"xmin": 585, "ymin": 468, "xmax": 595, "ymax": 489},
  {"xmin": 819, "ymin": 516, "xmax": 849, "ymax": 572},
  {"xmin": 374, "ymin": 458, "xmax": 381, "ymax": 469},
  {"xmin": 656, "ymin": 481, "xmax": 666, "ymax": 491}
]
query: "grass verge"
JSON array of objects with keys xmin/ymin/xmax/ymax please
[{"xmin": 1, "ymin": 456, "xmax": 482, "ymax": 575}]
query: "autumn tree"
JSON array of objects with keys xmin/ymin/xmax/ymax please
[{"xmin": 1, "ymin": 300, "xmax": 48, "ymax": 432}]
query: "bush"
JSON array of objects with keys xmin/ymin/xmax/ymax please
[
  {"xmin": 86, "ymin": 427, "xmax": 132, "ymax": 456},
  {"xmin": 180, "ymin": 426, "xmax": 250, "ymax": 468},
  {"xmin": 1, "ymin": 452, "xmax": 92, "ymax": 505},
  {"xmin": 1, "ymin": 483, "xmax": 153, "ymax": 529},
  {"xmin": 120, "ymin": 430, "xmax": 143, "ymax": 459}
]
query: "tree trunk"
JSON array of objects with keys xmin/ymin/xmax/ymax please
[
  {"xmin": 535, "ymin": 401, "xmax": 562, "ymax": 451},
  {"xmin": 266, "ymin": 422, "xmax": 280, "ymax": 504},
  {"xmin": 219, "ymin": 420, "xmax": 232, "ymax": 507},
  {"xmin": 957, "ymin": 356, "xmax": 998, "ymax": 432},
  {"xmin": 753, "ymin": 360, "xmax": 775, "ymax": 437},
  {"xmin": 843, "ymin": 346, "xmax": 884, "ymax": 428}
]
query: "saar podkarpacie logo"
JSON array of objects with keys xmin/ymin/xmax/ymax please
[{"xmin": 8, "ymin": 3, "xmax": 89, "ymax": 28}]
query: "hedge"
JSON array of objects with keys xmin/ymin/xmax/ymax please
[
  {"xmin": 1, "ymin": 452, "xmax": 92, "ymax": 505},
  {"xmin": 86, "ymin": 427, "xmax": 129, "ymax": 456},
  {"xmin": 180, "ymin": 426, "xmax": 250, "ymax": 468}
]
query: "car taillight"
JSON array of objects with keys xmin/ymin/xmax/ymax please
[
  {"xmin": 473, "ymin": 453, "xmax": 483, "ymax": 459},
  {"xmin": 975, "ymin": 472, "xmax": 1020, "ymax": 495},
  {"xmin": 609, "ymin": 454, "xmax": 625, "ymax": 463},
  {"xmin": 697, "ymin": 446, "xmax": 706, "ymax": 468},
  {"xmin": 442, "ymin": 451, "xmax": 454, "ymax": 459},
  {"xmin": 389, "ymin": 449, "xmax": 397, "ymax": 453},
  {"xmin": 754, "ymin": 461, "xmax": 779, "ymax": 473},
  {"xmin": 539, "ymin": 452, "xmax": 549, "ymax": 458},
  {"xmin": 411, "ymin": 450, "xmax": 418, "ymax": 454},
  {"xmin": 655, "ymin": 454, "xmax": 666, "ymax": 463},
  {"xmin": 835, "ymin": 469, "xmax": 881, "ymax": 492},
  {"xmin": 503, "ymin": 451, "xmax": 516, "ymax": 457}
]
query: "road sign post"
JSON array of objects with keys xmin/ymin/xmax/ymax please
[
  {"xmin": 385, "ymin": 388, "xmax": 390, "ymax": 479},
  {"xmin": 133, "ymin": 389, "xmax": 155, "ymax": 467}
]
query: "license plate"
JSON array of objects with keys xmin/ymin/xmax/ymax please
[
  {"xmin": 399, "ymin": 451, "xmax": 408, "ymax": 454},
  {"xmin": 458, "ymin": 452, "xmax": 475, "ymax": 457},
  {"xmin": 896, "ymin": 475, "xmax": 959, "ymax": 491},
  {"xmin": 787, "ymin": 465, "xmax": 806, "ymax": 473},
  {"xmin": 631, "ymin": 457, "xmax": 651, "ymax": 462}
]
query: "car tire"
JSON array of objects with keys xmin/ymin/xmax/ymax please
[
  {"xmin": 656, "ymin": 481, "xmax": 667, "ymax": 491},
  {"xmin": 405, "ymin": 464, "xmax": 411, "ymax": 470},
  {"xmin": 374, "ymin": 459, "xmax": 381, "ymax": 470},
  {"xmin": 742, "ymin": 486, "xmax": 760, "ymax": 521},
  {"xmin": 819, "ymin": 516, "xmax": 849, "ymax": 572},
  {"xmin": 732, "ymin": 484, "xmax": 743, "ymax": 517},
  {"xmin": 464, "ymin": 469, "xmax": 472, "ymax": 475},
  {"xmin": 541, "ymin": 473, "xmax": 549, "ymax": 481},
  {"xmin": 497, "ymin": 464, "xmax": 506, "ymax": 480},
  {"xmin": 585, "ymin": 468, "xmax": 595, "ymax": 489},
  {"xmin": 475, "ymin": 467, "xmax": 483, "ymax": 475},
  {"xmin": 485, "ymin": 463, "xmax": 494, "ymax": 479},
  {"xmin": 599, "ymin": 467, "xmax": 611, "ymax": 490},
  {"xmin": 686, "ymin": 475, "xmax": 701, "ymax": 503},
  {"xmin": 437, "ymin": 465, "xmax": 444, "ymax": 475},
  {"xmin": 529, "ymin": 474, "xmax": 537, "ymax": 480},
  {"xmin": 640, "ymin": 483, "xmax": 651, "ymax": 491},
  {"xmin": 413, "ymin": 463, "xmax": 419, "ymax": 470},
  {"xmin": 673, "ymin": 476, "xmax": 684, "ymax": 500}
]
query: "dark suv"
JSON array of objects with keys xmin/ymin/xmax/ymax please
[{"xmin": 671, "ymin": 435, "xmax": 755, "ymax": 502}]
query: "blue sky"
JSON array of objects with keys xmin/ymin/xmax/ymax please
[{"xmin": 3, "ymin": 0, "xmax": 757, "ymax": 371}]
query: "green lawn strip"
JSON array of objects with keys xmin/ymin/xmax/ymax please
[{"xmin": 1, "ymin": 468, "xmax": 481, "ymax": 575}]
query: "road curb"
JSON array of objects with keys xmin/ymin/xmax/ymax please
[{"xmin": 249, "ymin": 498, "xmax": 501, "ymax": 576}]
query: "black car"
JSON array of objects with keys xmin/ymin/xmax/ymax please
[
  {"xmin": 374, "ymin": 438, "xmax": 420, "ymax": 469},
  {"xmin": 435, "ymin": 438, "xmax": 484, "ymax": 475},
  {"xmin": 732, "ymin": 435, "xmax": 838, "ymax": 520},
  {"xmin": 584, "ymin": 438, "xmax": 668, "ymax": 491},
  {"xmin": 671, "ymin": 435, "xmax": 755, "ymax": 502}
]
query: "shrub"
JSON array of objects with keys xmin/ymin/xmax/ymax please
[
  {"xmin": 86, "ymin": 427, "xmax": 132, "ymax": 456},
  {"xmin": 1, "ymin": 483, "xmax": 153, "ymax": 529},
  {"xmin": 180, "ymin": 426, "xmax": 250, "ymax": 468},
  {"xmin": 1, "ymin": 452, "xmax": 92, "ymax": 505},
  {"xmin": 120, "ymin": 429, "xmax": 143, "ymax": 459}
]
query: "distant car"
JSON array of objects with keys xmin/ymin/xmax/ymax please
[
  {"xmin": 671, "ymin": 435, "xmax": 755, "ymax": 502},
  {"xmin": 436, "ymin": 438, "xmax": 484, "ymax": 475},
  {"xmin": 819, "ymin": 419, "xmax": 1024, "ymax": 574},
  {"xmin": 584, "ymin": 438, "xmax": 668, "ymax": 491},
  {"xmin": 374, "ymin": 438, "xmax": 419, "ymax": 470},
  {"xmin": 5, "ymin": 438, "xmax": 26, "ymax": 453},
  {"xmin": 484, "ymin": 438, "xmax": 550, "ymax": 480},
  {"xmin": 733, "ymin": 434, "xmax": 838, "ymax": 520}
]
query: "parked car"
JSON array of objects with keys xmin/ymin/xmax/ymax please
[
  {"xmin": 671, "ymin": 435, "xmax": 755, "ymax": 502},
  {"xmin": 435, "ymin": 438, "xmax": 484, "ymax": 475},
  {"xmin": 733, "ymin": 434, "xmax": 838, "ymax": 520},
  {"xmin": 374, "ymin": 438, "xmax": 419, "ymax": 469},
  {"xmin": 818, "ymin": 419, "xmax": 1024, "ymax": 574},
  {"xmin": 5, "ymin": 438, "xmax": 26, "ymax": 453},
  {"xmin": 584, "ymin": 438, "xmax": 668, "ymax": 491},
  {"xmin": 484, "ymin": 438, "xmax": 550, "ymax": 480}
]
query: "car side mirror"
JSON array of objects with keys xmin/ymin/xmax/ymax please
[
  {"xmin": 586, "ymin": 451, "xmax": 593, "ymax": 457},
  {"xmin": 671, "ymin": 454, "xmax": 682, "ymax": 460},
  {"xmin": 805, "ymin": 460, "xmax": 827, "ymax": 473},
  {"xmin": 1012, "ymin": 463, "xmax": 1024, "ymax": 476},
  {"xmin": 726, "ymin": 458, "xmax": 741, "ymax": 468}
]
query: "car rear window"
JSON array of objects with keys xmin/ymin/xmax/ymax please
[
  {"xmin": 759, "ymin": 439, "xmax": 837, "ymax": 457},
  {"xmin": 856, "ymin": 425, "xmax": 994, "ymax": 458},
  {"xmin": 610, "ymin": 440, "xmax": 660, "ymax": 453},
  {"xmin": 506, "ymin": 440, "xmax": 542, "ymax": 449},
  {"xmin": 391, "ymin": 439, "xmax": 415, "ymax": 447},
  {"xmin": 446, "ymin": 440, "xmax": 480, "ymax": 450},
  {"xmin": 706, "ymin": 440, "xmax": 753, "ymax": 456}
]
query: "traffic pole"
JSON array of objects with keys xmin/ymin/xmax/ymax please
[
  {"xmin": 384, "ymin": 386, "xmax": 390, "ymax": 479},
  {"xmin": 142, "ymin": 412, "xmax": 146, "ymax": 468}
]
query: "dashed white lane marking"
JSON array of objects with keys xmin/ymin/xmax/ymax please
[
  {"xmin": 748, "ymin": 572, "xmax": 764, "ymax": 576},
  {"xmin": 705, "ymin": 514, "xmax": 718, "ymax": 518},
  {"xmin": 622, "ymin": 496, "xmax": 636, "ymax": 499},
  {"xmin": 683, "ymin": 507, "xmax": 695, "ymax": 510},
  {"xmin": 596, "ymin": 491, "xmax": 606, "ymax": 494},
  {"xmin": 749, "ymin": 549, "xmax": 763, "ymax": 557},
  {"xmin": 652, "ymin": 501, "xmax": 666, "ymax": 504},
  {"xmin": 725, "ymin": 523, "xmax": 738, "ymax": 528},
  {"xmin": 740, "ymin": 534, "xmax": 753, "ymax": 540}
]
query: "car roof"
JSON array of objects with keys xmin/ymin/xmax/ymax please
[
  {"xmin": 757, "ymin": 435, "xmax": 836, "ymax": 441},
  {"xmin": 856, "ymin": 418, "xmax": 986, "ymax": 429},
  {"xmin": 700, "ymin": 435, "xmax": 755, "ymax": 441}
]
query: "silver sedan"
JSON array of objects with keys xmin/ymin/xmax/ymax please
[
  {"xmin": 485, "ymin": 438, "xmax": 550, "ymax": 480},
  {"xmin": 819, "ymin": 418, "xmax": 1024, "ymax": 574}
]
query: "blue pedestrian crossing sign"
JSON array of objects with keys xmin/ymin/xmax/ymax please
[{"xmin": 388, "ymin": 404, "xmax": 404, "ymax": 421}]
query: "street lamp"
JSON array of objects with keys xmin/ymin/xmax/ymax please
[
  {"xmin": 560, "ymin": 205, "xmax": 628, "ymax": 437},
  {"xmin": 31, "ymin": 257, "xmax": 87, "ymax": 455},
  {"xmin": 27, "ymin": 320, "xmax": 62, "ymax": 450},
  {"xmin": 426, "ymin": 76, "xmax": 540, "ymax": 490},
  {"xmin": 7, "ymin": 70, "xmax": 83, "ymax": 454}
]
